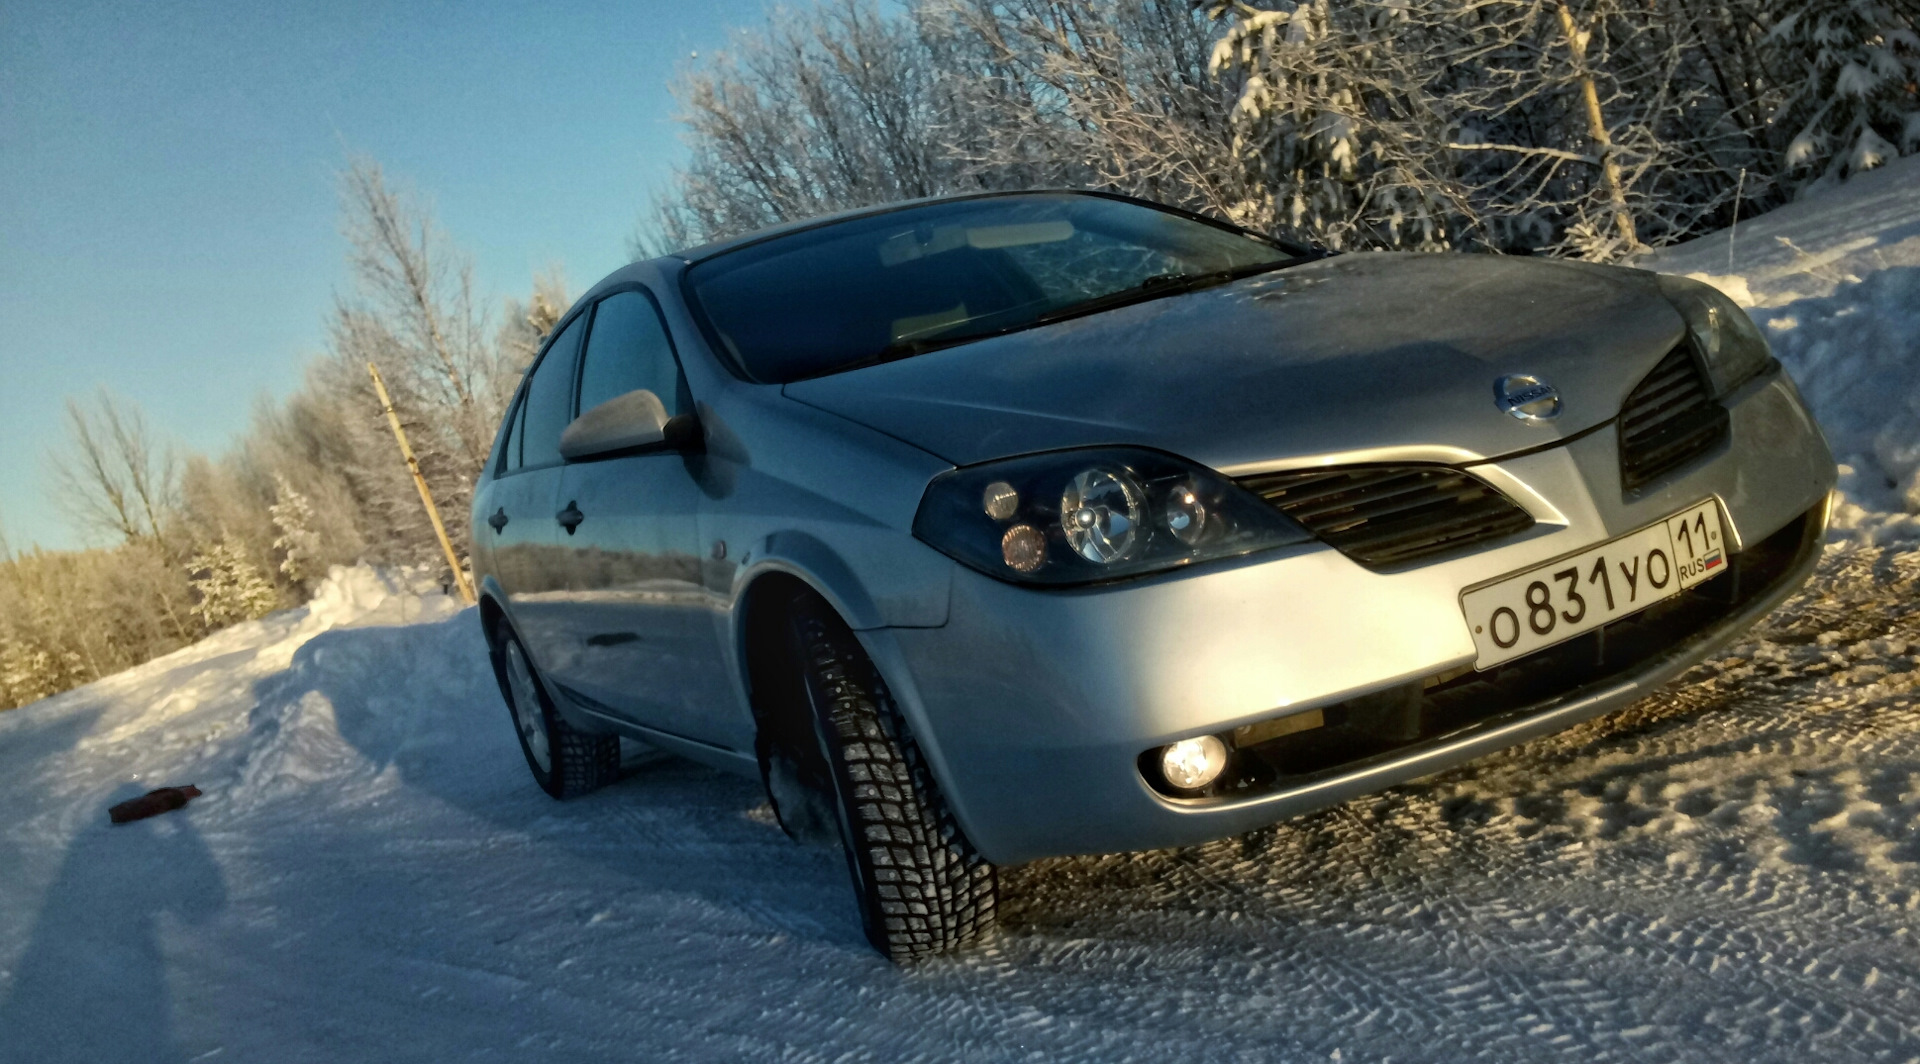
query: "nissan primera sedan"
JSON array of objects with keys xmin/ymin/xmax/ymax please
[{"xmin": 471, "ymin": 191, "xmax": 1835, "ymax": 959}]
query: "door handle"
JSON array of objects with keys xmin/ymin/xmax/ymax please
[
  {"xmin": 555, "ymin": 501, "xmax": 585, "ymax": 534},
  {"xmin": 488, "ymin": 507, "xmax": 509, "ymax": 533}
]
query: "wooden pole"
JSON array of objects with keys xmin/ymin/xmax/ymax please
[
  {"xmin": 366, "ymin": 361, "xmax": 477, "ymax": 605},
  {"xmin": 1556, "ymin": 1, "xmax": 1640, "ymax": 252}
]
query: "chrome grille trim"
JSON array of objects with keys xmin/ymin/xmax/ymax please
[{"xmin": 1239, "ymin": 465, "xmax": 1536, "ymax": 569}]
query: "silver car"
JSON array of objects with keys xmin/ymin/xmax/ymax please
[{"xmin": 471, "ymin": 191, "xmax": 1835, "ymax": 960}]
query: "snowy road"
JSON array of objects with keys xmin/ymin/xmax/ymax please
[
  {"xmin": 6, "ymin": 161, "xmax": 1920, "ymax": 1063},
  {"xmin": 1, "ymin": 547, "xmax": 1917, "ymax": 1064}
]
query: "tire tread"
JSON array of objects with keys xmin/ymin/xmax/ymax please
[
  {"xmin": 793, "ymin": 604, "xmax": 996, "ymax": 959},
  {"xmin": 551, "ymin": 711, "xmax": 621, "ymax": 798}
]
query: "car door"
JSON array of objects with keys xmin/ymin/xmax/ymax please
[
  {"xmin": 488, "ymin": 313, "xmax": 586, "ymax": 674},
  {"xmin": 546, "ymin": 288, "xmax": 743, "ymax": 750}
]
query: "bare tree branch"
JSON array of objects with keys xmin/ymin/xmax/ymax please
[
  {"xmin": 1448, "ymin": 142, "xmax": 1600, "ymax": 164},
  {"xmin": 47, "ymin": 390, "xmax": 179, "ymax": 550}
]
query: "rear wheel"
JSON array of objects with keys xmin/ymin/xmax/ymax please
[
  {"xmin": 492, "ymin": 622, "xmax": 621, "ymax": 799},
  {"xmin": 786, "ymin": 598, "xmax": 997, "ymax": 959}
]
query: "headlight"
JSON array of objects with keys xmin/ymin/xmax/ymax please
[
  {"xmin": 913, "ymin": 447, "xmax": 1312, "ymax": 586},
  {"xmin": 1656, "ymin": 274, "xmax": 1775, "ymax": 397}
]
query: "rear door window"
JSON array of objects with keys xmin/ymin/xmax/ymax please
[
  {"xmin": 577, "ymin": 290, "xmax": 686, "ymax": 417},
  {"xmin": 519, "ymin": 314, "xmax": 586, "ymax": 469}
]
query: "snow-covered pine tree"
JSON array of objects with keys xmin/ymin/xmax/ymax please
[
  {"xmin": 268, "ymin": 474, "xmax": 323, "ymax": 592},
  {"xmin": 1768, "ymin": 0, "xmax": 1920, "ymax": 185},
  {"xmin": 0, "ymin": 633, "xmax": 88, "ymax": 710},
  {"xmin": 1206, "ymin": 0, "xmax": 1465, "ymax": 250},
  {"xmin": 185, "ymin": 540, "xmax": 281, "ymax": 629}
]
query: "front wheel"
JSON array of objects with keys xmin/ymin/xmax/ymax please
[
  {"xmin": 787, "ymin": 599, "xmax": 997, "ymax": 959},
  {"xmin": 492, "ymin": 621, "xmax": 621, "ymax": 800}
]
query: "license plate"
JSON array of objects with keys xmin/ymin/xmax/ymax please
[{"xmin": 1461, "ymin": 499, "xmax": 1728, "ymax": 669}]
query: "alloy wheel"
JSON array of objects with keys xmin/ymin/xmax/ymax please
[{"xmin": 504, "ymin": 639, "xmax": 552, "ymax": 773}]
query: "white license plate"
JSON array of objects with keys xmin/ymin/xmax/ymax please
[{"xmin": 1461, "ymin": 499, "xmax": 1728, "ymax": 669}]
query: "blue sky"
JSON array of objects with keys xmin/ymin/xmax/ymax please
[{"xmin": 0, "ymin": 0, "xmax": 784, "ymax": 551}]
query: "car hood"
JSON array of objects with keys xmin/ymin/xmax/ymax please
[{"xmin": 780, "ymin": 252, "xmax": 1687, "ymax": 473}]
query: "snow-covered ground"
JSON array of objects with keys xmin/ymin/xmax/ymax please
[{"xmin": 5, "ymin": 167, "xmax": 1920, "ymax": 1063}]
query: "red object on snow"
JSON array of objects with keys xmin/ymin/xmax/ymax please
[{"xmin": 108, "ymin": 785, "xmax": 203, "ymax": 825}]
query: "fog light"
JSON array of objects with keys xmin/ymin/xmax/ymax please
[{"xmin": 1160, "ymin": 735, "xmax": 1228, "ymax": 790}]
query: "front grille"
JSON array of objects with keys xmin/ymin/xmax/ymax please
[
  {"xmin": 1618, "ymin": 343, "xmax": 1727, "ymax": 491},
  {"xmin": 1239, "ymin": 465, "xmax": 1535, "ymax": 569}
]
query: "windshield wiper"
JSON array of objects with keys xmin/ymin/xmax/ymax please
[
  {"xmin": 1018, "ymin": 255, "xmax": 1305, "ymax": 329},
  {"xmin": 1134, "ymin": 258, "xmax": 1306, "ymax": 296}
]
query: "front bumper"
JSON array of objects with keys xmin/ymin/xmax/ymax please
[{"xmin": 878, "ymin": 369, "xmax": 1836, "ymax": 865}]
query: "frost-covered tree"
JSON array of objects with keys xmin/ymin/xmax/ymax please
[
  {"xmin": 1202, "ymin": 0, "xmax": 1784, "ymax": 256},
  {"xmin": 496, "ymin": 269, "xmax": 569, "ymax": 383},
  {"xmin": 186, "ymin": 540, "xmax": 281, "ymax": 629},
  {"xmin": 1767, "ymin": 0, "xmax": 1920, "ymax": 185},
  {"xmin": 922, "ymin": 0, "xmax": 1249, "ymax": 220},
  {"xmin": 641, "ymin": 0, "xmax": 1253, "ymax": 250},
  {"xmin": 269, "ymin": 474, "xmax": 323, "ymax": 591},
  {"xmin": 3, "ymin": 154, "xmax": 548, "ymax": 710},
  {"xmin": 337, "ymin": 159, "xmax": 498, "ymax": 465},
  {"xmin": 641, "ymin": 0, "xmax": 966, "ymax": 251},
  {"xmin": 1205, "ymin": 0, "xmax": 1469, "ymax": 249},
  {"xmin": 642, "ymin": 0, "xmax": 1869, "ymax": 258},
  {"xmin": 48, "ymin": 390, "xmax": 181, "ymax": 552},
  {"xmin": 325, "ymin": 158, "xmax": 525, "ymax": 572},
  {"xmin": 0, "ymin": 537, "xmax": 205, "ymax": 710},
  {"xmin": 0, "ymin": 635, "xmax": 89, "ymax": 709}
]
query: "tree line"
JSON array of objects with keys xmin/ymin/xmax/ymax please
[
  {"xmin": 0, "ymin": 160, "xmax": 564, "ymax": 710},
  {"xmin": 643, "ymin": 0, "xmax": 1918, "ymax": 258}
]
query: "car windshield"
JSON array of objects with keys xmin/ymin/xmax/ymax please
[{"xmin": 684, "ymin": 193, "xmax": 1308, "ymax": 383}]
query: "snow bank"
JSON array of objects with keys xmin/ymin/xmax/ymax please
[
  {"xmin": 293, "ymin": 562, "xmax": 465, "ymax": 637},
  {"xmin": 232, "ymin": 567, "xmax": 485, "ymax": 809},
  {"xmin": 1639, "ymin": 155, "xmax": 1920, "ymax": 543}
]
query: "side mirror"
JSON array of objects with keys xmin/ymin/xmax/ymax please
[{"xmin": 559, "ymin": 389, "xmax": 677, "ymax": 461}]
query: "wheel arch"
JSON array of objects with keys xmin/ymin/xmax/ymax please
[
  {"xmin": 733, "ymin": 569, "xmax": 834, "ymax": 778},
  {"xmin": 727, "ymin": 559, "xmax": 987, "ymax": 862},
  {"xmin": 725, "ymin": 532, "xmax": 891, "ymax": 753},
  {"xmin": 476, "ymin": 581, "xmax": 509, "ymax": 648}
]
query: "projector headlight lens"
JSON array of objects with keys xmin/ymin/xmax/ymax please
[
  {"xmin": 913, "ymin": 447, "xmax": 1312, "ymax": 586},
  {"xmin": 1160, "ymin": 735, "xmax": 1228, "ymax": 791},
  {"xmin": 1061, "ymin": 467, "xmax": 1144, "ymax": 563},
  {"xmin": 1164, "ymin": 482, "xmax": 1211, "ymax": 547}
]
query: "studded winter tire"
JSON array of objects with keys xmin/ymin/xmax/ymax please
[
  {"xmin": 490, "ymin": 620, "xmax": 621, "ymax": 800},
  {"xmin": 787, "ymin": 598, "xmax": 997, "ymax": 959}
]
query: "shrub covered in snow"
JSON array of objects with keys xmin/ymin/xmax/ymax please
[
  {"xmin": 1768, "ymin": 0, "xmax": 1920, "ymax": 185},
  {"xmin": 186, "ymin": 540, "xmax": 281, "ymax": 629}
]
